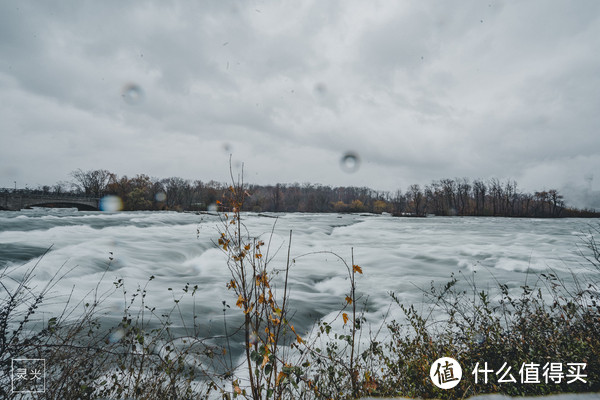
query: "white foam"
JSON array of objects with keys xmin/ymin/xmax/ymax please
[{"xmin": 2, "ymin": 212, "xmax": 599, "ymax": 342}]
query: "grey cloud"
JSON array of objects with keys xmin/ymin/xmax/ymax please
[{"xmin": 1, "ymin": 1, "xmax": 599, "ymax": 208}]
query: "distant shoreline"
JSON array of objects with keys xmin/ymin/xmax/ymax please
[{"xmin": 3, "ymin": 172, "xmax": 599, "ymax": 218}]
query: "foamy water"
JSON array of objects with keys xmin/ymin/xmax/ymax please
[{"xmin": 1, "ymin": 210, "xmax": 598, "ymax": 358}]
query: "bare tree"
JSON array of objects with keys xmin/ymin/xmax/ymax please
[
  {"xmin": 489, "ymin": 178, "xmax": 503, "ymax": 215},
  {"xmin": 473, "ymin": 179, "xmax": 486, "ymax": 215},
  {"xmin": 440, "ymin": 178, "xmax": 457, "ymax": 215},
  {"xmin": 548, "ymin": 189, "xmax": 564, "ymax": 216},
  {"xmin": 503, "ymin": 180, "xmax": 518, "ymax": 216},
  {"xmin": 456, "ymin": 178, "xmax": 471, "ymax": 215},
  {"xmin": 52, "ymin": 181, "xmax": 71, "ymax": 195},
  {"xmin": 407, "ymin": 184, "xmax": 423, "ymax": 216},
  {"xmin": 70, "ymin": 169, "xmax": 114, "ymax": 197}
]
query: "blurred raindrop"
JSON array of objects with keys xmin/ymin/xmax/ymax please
[
  {"xmin": 155, "ymin": 192, "xmax": 167, "ymax": 202},
  {"xmin": 99, "ymin": 195, "xmax": 123, "ymax": 212},
  {"xmin": 314, "ymin": 82, "xmax": 327, "ymax": 96},
  {"xmin": 340, "ymin": 152, "xmax": 360, "ymax": 173},
  {"xmin": 208, "ymin": 203, "xmax": 218, "ymax": 212},
  {"xmin": 108, "ymin": 328, "xmax": 126, "ymax": 343},
  {"xmin": 223, "ymin": 143, "xmax": 232, "ymax": 153},
  {"xmin": 473, "ymin": 332, "xmax": 485, "ymax": 345},
  {"xmin": 121, "ymin": 83, "xmax": 144, "ymax": 105},
  {"xmin": 249, "ymin": 331, "xmax": 259, "ymax": 345}
]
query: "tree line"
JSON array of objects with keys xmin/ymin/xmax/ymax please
[{"xmin": 28, "ymin": 168, "xmax": 600, "ymax": 217}]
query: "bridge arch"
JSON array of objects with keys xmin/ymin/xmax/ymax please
[
  {"xmin": 24, "ymin": 201, "xmax": 99, "ymax": 211},
  {"xmin": 0, "ymin": 191, "xmax": 100, "ymax": 211}
]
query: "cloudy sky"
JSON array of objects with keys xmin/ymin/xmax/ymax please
[{"xmin": 1, "ymin": 1, "xmax": 599, "ymax": 206}]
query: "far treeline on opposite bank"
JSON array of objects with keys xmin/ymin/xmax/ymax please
[{"xmin": 7, "ymin": 168, "xmax": 600, "ymax": 217}]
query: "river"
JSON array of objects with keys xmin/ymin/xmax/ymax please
[{"xmin": 1, "ymin": 209, "xmax": 598, "ymax": 362}]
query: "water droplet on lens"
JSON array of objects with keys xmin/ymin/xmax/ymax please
[
  {"xmin": 249, "ymin": 331, "xmax": 259, "ymax": 345},
  {"xmin": 474, "ymin": 333, "xmax": 485, "ymax": 345},
  {"xmin": 223, "ymin": 143, "xmax": 232, "ymax": 153},
  {"xmin": 314, "ymin": 82, "xmax": 327, "ymax": 95},
  {"xmin": 340, "ymin": 152, "xmax": 360, "ymax": 173},
  {"xmin": 108, "ymin": 328, "xmax": 126, "ymax": 343},
  {"xmin": 99, "ymin": 195, "xmax": 123, "ymax": 212},
  {"xmin": 155, "ymin": 192, "xmax": 167, "ymax": 202},
  {"xmin": 121, "ymin": 83, "xmax": 144, "ymax": 105}
]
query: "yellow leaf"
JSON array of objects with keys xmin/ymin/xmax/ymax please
[
  {"xmin": 342, "ymin": 313, "xmax": 349, "ymax": 324},
  {"xmin": 236, "ymin": 294, "xmax": 244, "ymax": 308},
  {"xmin": 345, "ymin": 296, "xmax": 352, "ymax": 305},
  {"xmin": 353, "ymin": 265, "xmax": 363, "ymax": 274},
  {"xmin": 276, "ymin": 371, "xmax": 287, "ymax": 385},
  {"xmin": 233, "ymin": 379, "xmax": 241, "ymax": 394}
]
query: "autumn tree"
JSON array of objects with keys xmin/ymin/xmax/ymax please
[
  {"xmin": 126, "ymin": 175, "xmax": 154, "ymax": 210},
  {"xmin": 372, "ymin": 199, "xmax": 389, "ymax": 214},
  {"xmin": 161, "ymin": 177, "xmax": 194, "ymax": 210}
]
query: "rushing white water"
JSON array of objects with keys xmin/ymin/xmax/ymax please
[{"xmin": 1, "ymin": 210, "xmax": 598, "ymax": 355}]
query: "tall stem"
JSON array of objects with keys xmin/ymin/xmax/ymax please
[{"xmin": 350, "ymin": 247, "xmax": 357, "ymax": 398}]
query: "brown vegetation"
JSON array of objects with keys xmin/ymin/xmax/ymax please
[{"xmin": 26, "ymin": 169, "xmax": 599, "ymax": 217}]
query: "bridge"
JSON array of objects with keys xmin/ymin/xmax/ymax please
[{"xmin": 0, "ymin": 190, "xmax": 100, "ymax": 211}]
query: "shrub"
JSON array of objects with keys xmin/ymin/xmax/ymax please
[
  {"xmin": 212, "ymin": 168, "xmax": 365, "ymax": 399},
  {"xmin": 0, "ymin": 256, "xmax": 217, "ymax": 399},
  {"xmin": 369, "ymin": 270, "xmax": 600, "ymax": 398}
]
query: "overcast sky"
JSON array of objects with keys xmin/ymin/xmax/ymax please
[{"xmin": 1, "ymin": 1, "xmax": 599, "ymax": 207}]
